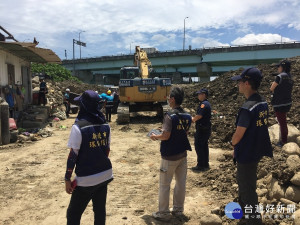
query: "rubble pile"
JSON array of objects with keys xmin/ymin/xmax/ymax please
[
  {"xmin": 54, "ymin": 80, "xmax": 108, "ymax": 96},
  {"xmin": 13, "ymin": 78, "xmax": 108, "ymax": 145},
  {"xmin": 193, "ymin": 130, "xmax": 300, "ymax": 224},
  {"xmin": 181, "ymin": 56, "xmax": 300, "ymax": 149},
  {"xmin": 182, "ymin": 57, "xmax": 300, "ymax": 224}
]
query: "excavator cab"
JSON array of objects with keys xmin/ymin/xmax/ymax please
[{"xmin": 120, "ymin": 67, "xmax": 139, "ymax": 79}]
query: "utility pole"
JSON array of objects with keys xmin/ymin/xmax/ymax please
[
  {"xmin": 72, "ymin": 37, "xmax": 86, "ymax": 76},
  {"xmin": 72, "ymin": 39, "xmax": 75, "ymax": 76},
  {"xmin": 79, "ymin": 31, "xmax": 85, "ymax": 59},
  {"xmin": 183, "ymin": 17, "xmax": 188, "ymax": 51}
]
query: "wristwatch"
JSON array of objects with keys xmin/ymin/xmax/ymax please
[{"xmin": 230, "ymin": 141, "xmax": 235, "ymax": 147}]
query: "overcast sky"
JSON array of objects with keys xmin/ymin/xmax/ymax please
[{"xmin": 0, "ymin": 0, "xmax": 299, "ymax": 60}]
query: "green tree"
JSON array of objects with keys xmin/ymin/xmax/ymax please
[{"xmin": 31, "ymin": 63, "xmax": 81, "ymax": 82}]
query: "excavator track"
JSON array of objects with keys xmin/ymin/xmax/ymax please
[{"xmin": 117, "ymin": 104, "xmax": 130, "ymax": 124}]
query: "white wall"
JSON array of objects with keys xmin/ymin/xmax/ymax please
[
  {"xmin": 0, "ymin": 50, "xmax": 30, "ymax": 86},
  {"xmin": 0, "ymin": 50, "xmax": 8, "ymax": 85}
]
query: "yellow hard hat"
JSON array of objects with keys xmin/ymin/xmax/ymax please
[{"xmin": 107, "ymin": 90, "xmax": 111, "ymax": 94}]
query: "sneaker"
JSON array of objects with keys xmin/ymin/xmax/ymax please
[
  {"xmin": 170, "ymin": 208, "xmax": 184, "ymax": 216},
  {"xmin": 152, "ymin": 211, "xmax": 171, "ymax": 221}
]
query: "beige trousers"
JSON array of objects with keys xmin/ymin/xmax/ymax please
[{"xmin": 158, "ymin": 157, "xmax": 187, "ymax": 212}]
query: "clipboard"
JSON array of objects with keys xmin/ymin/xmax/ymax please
[{"xmin": 147, "ymin": 129, "xmax": 162, "ymax": 137}]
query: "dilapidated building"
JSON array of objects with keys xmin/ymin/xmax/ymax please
[{"xmin": 0, "ymin": 28, "xmax": 61, "ymax": 145}]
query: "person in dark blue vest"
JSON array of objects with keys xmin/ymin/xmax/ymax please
[
  {"xmin": 192, "ymin": 88, "xmax": 211, "ymax": 171},
  {"xmin": 64, "ymin": 90, "xmax": 113, "ymax": 225},
  {"xmin": 231, "ymin": 68, "xmax": 273, "ymax": 224},
  {"xmin": 270, "ymin": 59, "xmax": 293, "ymax": 146},
  {"xmin": 38, "ymin": 79, "xmax": 47, "ymax": 106},
  {"xmin": 150, "ymin": 86, "xmax": 192, "ymax": 221}
]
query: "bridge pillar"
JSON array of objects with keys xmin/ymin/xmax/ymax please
[
  {"xmin": 197, "ymin": 63, "xmax": 212, "ymax": 83},
  {"xmin": 75, "ymin": 70, "xmax": 93, "ymax": 83},
  {"xmin": 94, "ymin": 73, "xmax": 120, "ymax": 86},
  {"xmin": 93, "ymin": 73, "xmax": 104, "ymax": 84}
]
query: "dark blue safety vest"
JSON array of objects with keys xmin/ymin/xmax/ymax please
[
  {"xmin": 75, "ymin": 120, "xmax": 112, "ymax": 177},
  {"xmin": 39, "ymin": 81, "xmax": 46, "ymax": 92},
  {"xmin": 271, "ymin": 72, "xmax": 293, "ymax": 109},
  {"xmin": 234, "ymin": 94, "xmax": 273, "ymax": 164},
  {"xmin": 160, "ymin": 108, "xmax": 192, "ymax": 157}
]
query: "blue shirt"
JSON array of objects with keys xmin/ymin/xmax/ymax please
[
  {"xmin": 196, "ymin": 99, "xmax": 211, "ymax": 128},
  {"xmin": 100, "ymin": 93, "xmax": 114, "ymax": 102},
  {"xmin": 64, "ymin": 93, "xmax": 70, "ymax": 100}
]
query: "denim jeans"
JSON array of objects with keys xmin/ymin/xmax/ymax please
[
  {"xmin": 158, "ymin": 157, "xmax": 187, "ymax": 212},
  {"xmin": 67, "ymin": 182, "xmax": 109, "ymax": 225}
]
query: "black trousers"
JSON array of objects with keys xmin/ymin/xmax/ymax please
[
  {"xmin": 194, "ymin": 129, "xmax": 211, "ymax": 167},
  {"xmin": 237, "ymin": 162, "xmax": 262, "ymax": 224},
  {"xmin": 38, "ymin": 92, "xmax": 46, "ymax": 105},
  {"xmin": 64, "ymin": 101, "xmax": 70, "ymax": 117},
  {"xmin": 67, "ymin": 182, "xmax": 108, "ymax": 225},
  {"xmin": 105, "ymin": 106, "xmax": 112, "ymax": 122},
  {"xmin": 9, "ymin": 108, "xmax": 14, "ymax": 118}
]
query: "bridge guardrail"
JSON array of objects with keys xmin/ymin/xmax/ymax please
[{"xmin": 63, "ymin": 41, "xmax": 300, "ymax": 63}]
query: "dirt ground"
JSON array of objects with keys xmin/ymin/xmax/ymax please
[{"xmin": 0, "ymin": 112, "xmax": 232, "ymax": 225}]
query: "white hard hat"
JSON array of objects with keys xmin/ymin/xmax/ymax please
[{"xmin": 66, "ymin": 88, "xmax": 70, "ymax": 92}]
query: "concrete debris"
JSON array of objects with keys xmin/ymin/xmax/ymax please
[
  {"xmin": 291, "ymin": 172, "xmax": 300, "ymax": 186},
  {"xmin": 181, "ymin": 56, "xmax": 300, "ymax": 148},
  {"xmin": 199, "ymin": 214, "xmax": 222, "ymax": 225},
  {"xmin": 282, "ymin": 142, "xmax": 300, "ymax": 155},
  {"xmin": 285, "ymin": 185, "xmax": 300, "ymax": 202},
  {"xmin": 269, "ymin": 124, "xmax": 300, "ymax": 144},
  {"xmin": 293, "ymin": 209, "xmax": 300, "ymax": 225}
]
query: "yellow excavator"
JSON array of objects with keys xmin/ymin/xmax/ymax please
[{"xmin": 117, "ymin": 46, "xmax": 172, "ymax": 123}]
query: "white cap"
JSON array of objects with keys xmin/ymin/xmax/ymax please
[
  {"xmin": 95, "ymin": 91, "xmax": 98, "ymax": 93},
  {"xmin": 66, "ymin": 88, "xmax": 70, "ymax": 92}
]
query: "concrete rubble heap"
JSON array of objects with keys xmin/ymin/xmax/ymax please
[
  {"xmin": 182, "ymin": 56, "xmax": 300, "ymax": 148},
  {"xmin": 181, "ymin": 56, "xmax": 300, "ymax": 224},
  {"xmin": 7, "ymin": 77, "xmax": 110, "ymax": 145}
]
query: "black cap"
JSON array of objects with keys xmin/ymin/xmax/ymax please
[
  {"xmin": 196, "ymin": 88, "xmax": 209, "ymax": 96},
  {"xmin": 276, "ymin": 59, "xmax": 291, "ymax": 69},
  {"xmin": 231, "ymin": 67, "xmax": 262, "ymax": 82}
]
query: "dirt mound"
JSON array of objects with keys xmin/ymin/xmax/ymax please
[
  {"xmin": 55, "ymin": 80, "xmax": 108, "ymax": 95},
  {"xmin": 181, "ymin": 56, "xmax": 300, "ymax": 148},
  {"xmin": 181, "ymin": 57, "xmax": 300, "ymax": 224}
]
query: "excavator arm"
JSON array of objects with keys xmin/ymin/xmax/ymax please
[{"xmin": 134, "ymin": 46, "xmax": 152, "ymax": 79}]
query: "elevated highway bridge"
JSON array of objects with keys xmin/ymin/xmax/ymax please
[{"xmin": 62, "ymin": 42, "xmax": 300, "ymax": 84}]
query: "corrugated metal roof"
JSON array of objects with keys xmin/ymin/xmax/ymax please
[{"xmin": 0, "ymin": 41, "xmax": 61, "ymax": 64}]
